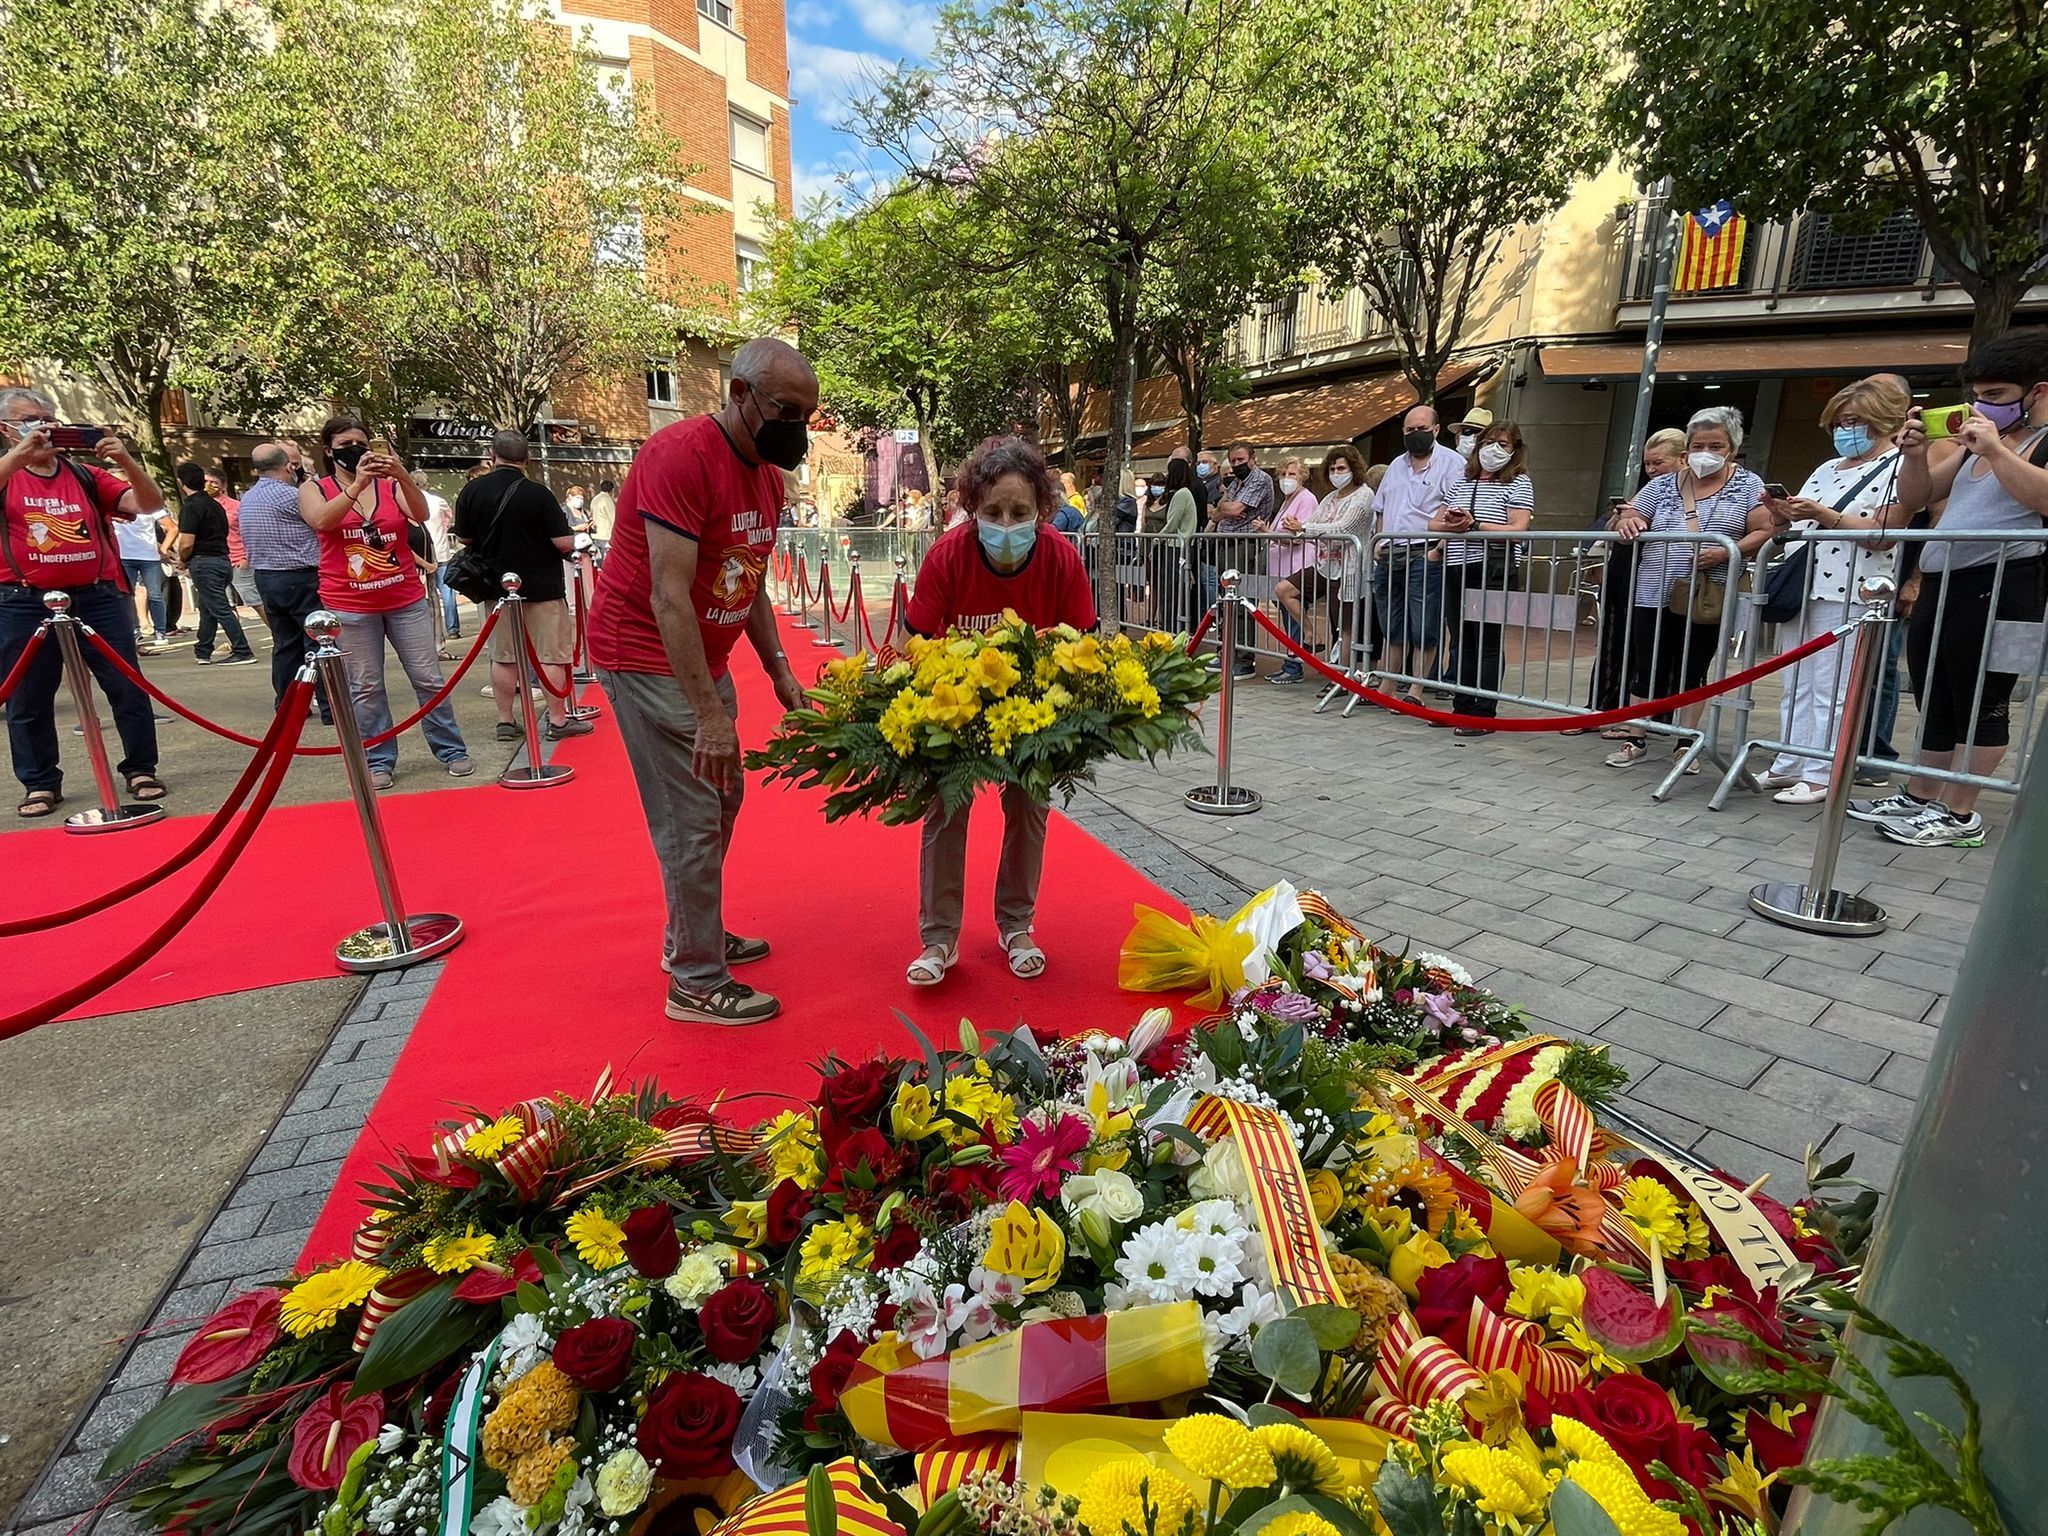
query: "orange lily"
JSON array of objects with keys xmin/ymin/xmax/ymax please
[{"xmin": 1512, "ymin": 1158, "xmax": 1608, "ymax": 1254}]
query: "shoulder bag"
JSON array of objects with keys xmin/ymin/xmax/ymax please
[
  {"xmin": 1665, "ymin": 475, "xmax": 1746, "ymax": 627},
  {"xmin": 1758, "ymin": 456, "xmax": 1897, "ymax": 624},
  {"xmin": 442, "ymin": 482, "xmax": 522, "ymax": 603}
]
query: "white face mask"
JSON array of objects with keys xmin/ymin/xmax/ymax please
[
  {"xmin": 568, "ymin": 495, "xmax": 585, "ymax": 508},
  {"xmin": 1279, "ymin": 476, "xmax": 1300, "ymax": 495},
  {"xmin": 1327, "ymin": 468, "xmax": 1352, "ymax": 489},
  {"xmin": 1477, "ymin": 443, "xmax": 1512, "ymax": 473},
  {"xmin": 1687, "ymin": 450, "xmax": 1728, "ymax": 478},
  {"xmin": 1132, "ymin": 482, "xmax": 1147, "ymax": 496}
]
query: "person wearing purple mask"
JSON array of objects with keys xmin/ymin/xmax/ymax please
[{"xmin": 1857, "ymin": 330, "xmax": 2048, "ymax": 847}]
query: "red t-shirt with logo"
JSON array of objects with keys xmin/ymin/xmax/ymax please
[
  {"xmin": 905, "ymin": 522, "xmax": 1098, "ymax": 635},
  {"xmin": 2, "ymin": 460, "xmax": 130, "ymax": 589},
  {"xmin": 314, "ymin": 476, "xmax": 424, "ymax": 613},
  {"xmin": 588, "ymin": 414, "xmax": 784, "ymax": 678}
]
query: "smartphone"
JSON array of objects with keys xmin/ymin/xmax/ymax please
[
  {"xmin": 366, "ymin": 435, "xmax": 394, "ymax": 458},
  {"xmin": 1921, "ymin": 404, "xmax": 1970, "ymax": 438},
  {"xmin": 44, "ymin": 425, "xmax": 107, "ymax": 451},
  {"xmin": 1608, "ymin": 496, "xmax": 1627, "ymax": 508},
  {"xmin": 1764, "ymin": 482, "xmax": 1789, "ymax": 499}
]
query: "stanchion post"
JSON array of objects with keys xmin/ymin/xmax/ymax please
[
  {"xmin": 306, "ymin": 612, "xmax": 464, "ymax": 971},
  {"xmin": 813, "ymin": 564, "xmax": 837, "ymax": 649},
  {"xmin": 847, "ymin": 550, "xmax": 863, "ymax": 647},
  {"xmin": 893, "ymin": 555, "xmax": 909, "ymax": 642},
  {"xmin": 41, "ymin": 592, "xmax": 164, "ymax": 835},
  {"xmin": 792, "ymin": 552, "xmax": 816, "ymax": 630},
  {"xmin": 1184, "ymin": 570, "xmax": 1262, "ymax": 817},
  {"xmin": 496, "ymin": 573, "xmax": 576, "ymax": 791},
  {"xmin": 1748, "ymin": 575, "xmax": 1892, "ymax": 935}
]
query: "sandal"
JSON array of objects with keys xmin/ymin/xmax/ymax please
[
  {"xmin": 17, "ymin": 788, "xmax": 63, "ymax": 819},
  {"xmin": 124, "ymin": 772, "xmax": 167, "ymax": 802},
  {"xmin": 1003, "ymin": 929, "xmax": 1047, "ymax": 980},
  {"xmin": 1600, "ymin": 726, "xmax": 1637, "ymax": 741},
  {"xmin": 907, "ymin": 944, "xmax": 958, "ymax": 987},
  {"xmin": 1604, "ymin": 737, "xmax": 1649, "ymax": 767}
]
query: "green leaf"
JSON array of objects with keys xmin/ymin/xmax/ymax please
[
  {"xmin": 1291, "ymin": 1303, "xmax": 1365, "ymax": 1352},
  {"xmin": 1248, "ymin": 1315, "xmax": 1322, "ymax": 1399},
  {"xmin": 354, "ymin": 1277, "xmax": 487, "ymax": 1394},
  {"xmin": 1371, "ymin": 1459, "xmax": 1447, "ymax": 1536},
  {"xmin": 100, "ymin": 1374, "xmax": 242, "ymax": 1478},
  {"xmin": 1548, "ymin": 1478, "xmax": 1626, "ymax": 1536},
  {"xmin": 806, "ymin": 1462, "xmax": 839, "ymax": 1536}
]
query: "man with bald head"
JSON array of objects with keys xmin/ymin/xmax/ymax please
[
  {"xmin": 589, "ymin": 336, "xmax": 816, "ymax": 1026},
  {"xmin": 1370, "ymin": 403, "xmax": 1466, "ymax": 698},
  {"xmin": 238, "ymin": 438, "xmax": 333, "ymax": 723}
]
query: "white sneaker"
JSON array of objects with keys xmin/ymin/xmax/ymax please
[
  {"xmin": 1848, "ymin": 791, "xmax": 1927, "ymax": 824},
  {"xmin": 1878, "ymin": 804, "xmax": 1985, "ymax": 848}
]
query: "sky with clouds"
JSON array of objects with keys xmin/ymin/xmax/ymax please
[{"xmin": 784, "ymin": 0, "xmax": 933, "ymax": 207}]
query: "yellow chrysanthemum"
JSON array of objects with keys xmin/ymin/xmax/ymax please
[
  {"xmin": 879, "ymin": 687, "xmax": 929, "ymax": 756},
  {"xmin": 1163, "ymin": 1414, "xmax": 1276, "ymax": 1490},
  {"xmin": 279, "ymin": 1261, "xmax": 386, "ymax": 1337},
  {"xmin": 797, "ymin": 1215, "xmax": 871, "ymax": 1295},
  {"xmin": 421, "ymin": 1224, "xmax": 495, "ymax": 1274},
  {"xmin": 1506, "ymin": 1269, "xmax": 1584, "ymax": 1331},
  {"xmin": 1253, "ymin": 1423, "xmax": 1344, "ymax": 1494},
  {"xmin": 1548, "ymin": 1416, "xmax": 1631, "ymax": 1477},
  {"xmin": 763, "ymin": 1110, "xmax": 824, "ymax": 1188},
  {"xmin": 507, "ymin": 1437, "xmax": 580, "ymax": 1506},
  {"xmin": 463, "ymin": 1115, "xmax": 527, "ymax": 1160},
  {"xmin": 1257, "ymin": 1515, "xmax": 1341, "ymax": 1536},
  {"xmin": 1616, "ymin": 1177, "xmax": 1690, "ymax": 1258},
  {"xmin": 943, "ymin": 1064, "xmax": 1019, "ymax": 1142},
  {"xmin": 1564, "ymin": 1459, "xmax": 1686, "ymax": 1536},
  {"xmin": 566, "ymin": 1207, "xmax": 627, "ymax": 1269},
  {"xmin": 1441, "ymin": 1445, "xmax": 1549, "ymax": 1526},
  {"xmin": 985, "ymin": 695, "xmax": 1058, "ymax": 755},
  {"xmin": 1110, "ymin": 658, "xmax": 1161, "ymax": 717},
  {"xmin": 1076, "ymin": 1459, "xmax": 1198, "ymax": 1536}
]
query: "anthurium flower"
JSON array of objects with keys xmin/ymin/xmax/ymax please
[
  {"xmin": 288, "ymin": 1382, "xmax": 386, "ymax": 1491},
  {"xmin": 170, "ymin": 1289, "xmax": 284, "ymax": 1385},
  {"xmin": 454, "ymin": 1247, "xmax": 542, "ymax": 1303}
]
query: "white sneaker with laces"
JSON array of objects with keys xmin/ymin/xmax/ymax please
[{"xmin": 1847, "ymin": 791, "xmax": 1925, "ymax": 824}]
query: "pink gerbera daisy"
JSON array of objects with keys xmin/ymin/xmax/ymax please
[{"xmin": 997, "ymin": 1113, "xmax": 1092, "ymax": 1203}]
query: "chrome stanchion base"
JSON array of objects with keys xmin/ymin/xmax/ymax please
[
  {"xmin": 1747, "ymin": 881, "xmax": 1887, "ymax": 937},
  {"xmin": 63, "ymin": 802, "xmax": 167, "ymax": 835},
  {"xmin": 1185, "ymin": 785, "xmax": 1263, "ymax": 817},
  {"xmin": 501, "ymin": 762, "xmax": 576, "ymax": 790},
  {"xmin": 572, "ymin": 667, "xmax": 597, "ymax": 685},
  {"xmin": 336, "ymin": 914, "xmax": 466, "ymax": 973}
]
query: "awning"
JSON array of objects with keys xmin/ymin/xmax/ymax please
[
  {"xmin": 1130, "ymin": 362, "xmax": 1483, "ymax": 458},
  {"xmin": 1538, "ymin": 332, "xmax": 1973, "ymax": 382}
]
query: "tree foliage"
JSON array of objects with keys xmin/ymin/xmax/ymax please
[
  {"xmin": 1293, "ymin": 0, "xmax": 1620, "ymax": 405},
  {"xmin": 1609, "ymin": 0, "xmax": 2046, "ymax": 348}
]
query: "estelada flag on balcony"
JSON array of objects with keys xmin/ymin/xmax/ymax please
[{"xmin": 1673, "ymin": 200, "xmax": 1747, "ymax": 293}]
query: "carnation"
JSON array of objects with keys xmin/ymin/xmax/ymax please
[
  {"xmin": 664, "ymin": 1248, "xmax": 728, "ymax": 1308},
  {"xmin": 593, "ymin": 1449, "xmax": 652, "ymax": 1517}
]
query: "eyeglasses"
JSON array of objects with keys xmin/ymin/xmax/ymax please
[{"xmin": 754, "ymin": 389, "xmax": 814, "ymax": 425}]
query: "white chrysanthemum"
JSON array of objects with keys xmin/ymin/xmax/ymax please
[
  {"xmin": 1214, "ymin": 1284, "xmax": 1285, "ymax": 1339},
  {"xmin": 1415, "ymin": 952, "xmax": 1475, "ymax": 987},
  {"xmin": 493, "ymin": 1313, "xmax": 549, "ymax": 1386},
  {"xmin": 470, "ymin": 1497, "xmax": 527, "ymax": 1536},
  {"xmin": 1115, "ymin": 1221, "xmax": 1194, "ymax": 1304},
  {"xmin": 1177, "ymin": 1198, "xmax": 1240, "ymax": 1236},
  {"xmin": 1184, "ymin": 1230, "xmax": 1248, "ymax": 1297}
]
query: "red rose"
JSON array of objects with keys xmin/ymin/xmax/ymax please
[
  {"xmin": 818, "ymin": 1059, "xmax": 893, "ymax": 1144},
  {"xmin": 454, "ymin": 1248, "xmax": 542, "ymax": 1303},
  {"xmin": 804, "ymin": 1332, "xmax": 868, "ymax": 1429},
  {"xmin": 699, "ymin": 1279, "xmax": 778, "ymax": 1363},
  {"xmin": 288, "ymin": 1382, "xmax": 385, "ymax": 1491},
  {"xmin": 554, "ymin": 1316, "xmax": 638, "ymax": 1392},
  {"xmin": 823, "ymin": 1127, "xmax": 896, "ymax": 1191},
  {"xmin": 766, "ymin": 1179, "xmax": 812, "ymax": 1245},
  {"xmin": 172, "ymin": 1289, "xmax": 284, "ymax": 1385},
  {"xmin": 637, "ymin": 1372, "xmax": 742, "ymax": 1478},
  {"xmin": 1560, "ymin": 1373, "xmax": 1678, "ymax": 1471},
  {"xmin": 872, "ymin": 1222, "xmax": 923, "ymax": 1270},
  {"xmin": 622, "ymin": 1206, "xmax": 683, "ymax": 1279},
  {"xmin": 1416, "ymin": 1254, "xmax": 1511, "ymax": 1339},
  {"xmin": 926, "ymin": 1160, "xmax": 998, "ymax": 1221}
]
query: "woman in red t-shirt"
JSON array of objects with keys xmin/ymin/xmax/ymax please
[
  {"xmin": 903, "ymin": 436, "xmax": 1098, "ymax": 987},
  {"xmin": 298, "ymin": 416, "xmax": 471, "ymax": 789}
]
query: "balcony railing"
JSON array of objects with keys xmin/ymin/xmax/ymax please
[
  {"xmin": 1222, "ymin": 270, "xmax": 1411, "ymax": 370},
  {"xmin": 1616, "ymin": 195, "xmax": 1944, "ymax": 305}
]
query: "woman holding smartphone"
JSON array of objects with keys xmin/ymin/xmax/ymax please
[{"xmin": 298, "ymin": 416, "xmax": 472, "ymax": 789}]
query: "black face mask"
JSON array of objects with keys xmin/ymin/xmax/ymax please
[
  {"xmin": 1404, "ymin": 429, "xmax": 1437, "ymax": 459},
  {"xmin": 1231, "ymin": 462, "xmax": 1251, "ymax": 479},
  {"xmin": 330, "ymin": 442, "xmax": 367, "ymax": 473},
  {"xmin": 744, "ymin": 392, "xmax": 810, "ymax": 471},
  {"xmin": 291, "ymin": 463, "xmax": 307, "ymax": 484}
]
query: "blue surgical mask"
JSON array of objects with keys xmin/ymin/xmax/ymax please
[
  {"xmin": 1832, "ymin": 424, "xmax": 1872, "ymax": 459},
  {"xmin": 977, "ymin": 516, "xmax": 1037, "ymax": 565}
]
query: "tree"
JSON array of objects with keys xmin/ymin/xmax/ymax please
[
  {"xmin": 274, "ymin": 0, "xmax": 711, "ymax": 433},
  {"xmin": 752, "ymin": 186, "xmax": 1041, "ymax": 495},
  {"xmin": 0, "ymin": 0, "xmax": 302, "ymax": 484},
  {"xmin": 1294, "ymin": 0, "xmax": 1619, "ymax": 406},
  {"xmin": 856, "ymin": 0, "xmax": 1285, "ymax": 617},
  {"xmin": 1610, "ymin": 0, "xmax": 2046, "ymax": 349}
]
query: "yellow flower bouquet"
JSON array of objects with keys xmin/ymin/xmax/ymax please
[{"xmin": 745, "ymin": 616, "xmax": 1219, "ymax": 823}]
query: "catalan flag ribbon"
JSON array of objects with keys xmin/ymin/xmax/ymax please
[
  {"xmin": 839, "ymin": 1303, "xmax": 1208, "ymax": 1452},
  {"xmin": 1185, "ymin": 1095, "xmax": 1346, "ymax": 1306},
  {"xmin": 706, "ymin": 1458, "xmax": 904, "ymax": 1536},
  {"xmin": 915, "ymin": 1435, "xmax": 1017, "ymax": 1506},
  {"xmin": 1673, "ymin": 200, "xmax": 1747, "ymax": 294},
  {"xmin": 1363, "ymin": 1310, "xmax": 1485, "ymax": 1437}
]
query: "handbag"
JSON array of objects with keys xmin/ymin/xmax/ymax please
[
  {"xmin": 1665, "ymin": 474, "xmax": 1742, "ymax": 626},
  {"xmin": 1758, "ymin": 456, "xmax": 1896, "ymax": 623},
  {"xmin": 442, "ymin": 481, "xmax": 522, "ymax": 603}
]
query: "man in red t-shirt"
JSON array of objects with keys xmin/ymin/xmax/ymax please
[
  {"xmin": 0, "ymin": 387, "xmax": 169, "ymax": 817},
  {"xmin": 588, "ymin": 338, "xmax": 816, "ymax": 1026}
]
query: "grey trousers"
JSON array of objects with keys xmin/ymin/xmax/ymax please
[
  {"xmin": 919, "ymin": 783, "xmax": 1050, "ymax": 949},
  {"xmin": 599, "ymin": 667, "xmax": 741, "ymax": 993}
]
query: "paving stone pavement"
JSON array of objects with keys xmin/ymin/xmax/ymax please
[
  {"xmin": 1084, "ymin": 672, "xmax": 1994, "ymax": 1196},
  {"xmin": 6, "ymin": 966, "xmax": 446, "ymax": 1536}
]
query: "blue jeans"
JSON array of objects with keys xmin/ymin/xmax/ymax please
[
  {"xmin": 188, "ymin": 554, "xmax": 252, "ymax": 660},
  {"xmin": 335, "ymin": 597, "xmax": 468, "ymax": 772},
  {"xmin": 123, "ymin": 558, "xmax": 167, "ymax": 639},
  {"xmin": 1371, "ymin": 549, "xmax": 1443, "ymax": 653},
  {"xmin": 253, "ymin": 566, "xmax": 332, "ymax": 720},
  {"xmin": 1, "ymin": 581, "xmax": 159, "ymax": 794},
  {"xmin": 440, "ymin": 573, "xmax": 462, "ymax": 636}
]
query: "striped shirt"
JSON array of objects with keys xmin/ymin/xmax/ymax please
[
  {"xmin": 1444, "ymin": 473, "xmax": 1534, "ymax": 564},
  {"xmin": 237, "ymin": 475, "xmax": 322, "ymax": 570},
  {"xmin": 1632, "ymin": 467, "xmax": 1764, "ymax": 608}
]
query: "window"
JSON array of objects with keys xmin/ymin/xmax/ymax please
[
  {"xmin": 596, "ymin": 215, "xmax": 644, "ymax": 269},
  {"xmin": 646, "ymin": 363, "xmax": 677, "ymax": 406},
  {"xmin": 697, "ymin": 0, "xmax": 734, "ymax": 28},
  {"xmin": 593, "ymin": 60, "xmax": 632, "ymax": 110},
  {"xmin": 735, "ymin": 236, "xmax": 766, "ymax": 292},
  {"xmin": 730, "ymin": 110, "xmax": 769, "ymax": 173}
]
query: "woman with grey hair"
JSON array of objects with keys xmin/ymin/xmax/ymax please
[{"xmin": 1601, "ymin": 406, "xmax": 1784, "ymax": 770}]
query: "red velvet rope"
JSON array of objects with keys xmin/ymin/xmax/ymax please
[
  {"xmin": 0, "ymin": 680, "xmax": 308, "ymax": 937},
  {"xmin": 0, "ymin": 681, "xmax": 313, "ymax": 1041},
  {"xmin": 831, "ymin": 569, "xmax": 857, "ymax": 624},
  {"xmin": 1185, "ymin": 611, "xmax": 1214, "ymax": 653},
  {"xmin": 82, "ymin": 610, "xmax": 499, "ymax": 755},
  {"xmin": 0, "ymin": 627, "xmax": 48, "ymax": 706},
  {"xmin": 522, "ymin": 626, "xmax": 576, "ymax": 700},
  {"xmin": 1244, "ymin": 606, "xmax": 1848, "ymax": 732},
  {"xmin": 793, "ymin": 555, "xmax": 811, "ymax": 606}
]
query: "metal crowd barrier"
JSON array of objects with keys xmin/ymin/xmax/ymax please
[{"xmin": 1713, "ymin": 527, "xmax": 2048, "ymax": 808}]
